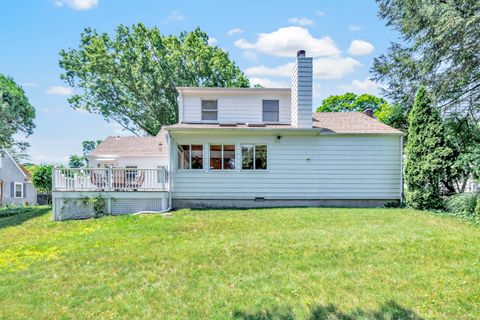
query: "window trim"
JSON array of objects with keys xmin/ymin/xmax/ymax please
[
  {"xmin": 209, "ymin": 144, "xmax": 236, "ymax": 171},
  {"xmin": 241, "ymin": 144, "xmax": 268, "ymax": 171},
  {"xmin": 201, "ymin": 99, "xmax": 218, "ymax": 122},
  {"xmin": 14, "ymin": 182, "xmax": 23, "ymax": 198},
  {"xmin": 262, "ymin": 100, "xmax": 280, "ymax": 123},
  {"xmin": 177, "ymin": 144, "xmax": 204, "ymax": 170}
]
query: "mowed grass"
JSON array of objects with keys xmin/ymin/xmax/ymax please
[{"xmin": 0, "ymin": 207, "xmax": 479, "ymax": 319}]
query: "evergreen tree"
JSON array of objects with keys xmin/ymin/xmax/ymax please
[{"xmin": 405, "ymin": 86, "xmax": 453, "ymax": 210}]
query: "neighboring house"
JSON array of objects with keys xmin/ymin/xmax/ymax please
[
  {"xmin": 52, "ymin": 50, "xmax": 403, "ymax": 220},
  {"xmin": 0, "ymin": 149, "xmax": 37, "ymax": 206}
]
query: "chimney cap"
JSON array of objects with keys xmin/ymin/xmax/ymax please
[{"xmin": 297, "ymin": 50, "xmax": 306, "ymax": 58}]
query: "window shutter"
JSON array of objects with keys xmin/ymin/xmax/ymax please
[
  {"xmin": 23, "ymin": 183, "xmax": 27, "ymax": 198},
  {"xmin": 10, "ymin": 181, "xmax": 14, "ymax": 198}
]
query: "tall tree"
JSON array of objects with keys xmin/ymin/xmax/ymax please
[
  {"xmin": 59, "ymin": 24, "xmax": 249, "ymax": 136},
  {"xmin": 373, "ymin": 0, "xmax": 480, "ymax": 113},
  {"xmin": 372, "ymin": 0, "xmax": 480, "ymax": 188},
  {"xmin": 0, "ymin": 74, "xmax": 36, "ymax": 150},
  {"xmin": 32, "ymin": 164, "xmax": 53, "ymax": 203},
  {"xmin": 405, "ymin": 86, "xmax": 453, "ymax": 210}
]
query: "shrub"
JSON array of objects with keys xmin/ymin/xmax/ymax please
[
  {"xmin": 446, "ymin": 192, "xmax": 480, "ymax": 217},
  {"xmin": 475, "ymin": 198, "xmax": 480, "ymax": 217},
  {"xmin": 0, "ymin": 205, "xmax": 33, "ymax": 218}
]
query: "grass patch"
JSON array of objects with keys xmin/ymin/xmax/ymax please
[{"xmin": 0, "ymin": 207, "xmax": 479, "ymax": 319}]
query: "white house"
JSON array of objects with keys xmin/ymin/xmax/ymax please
[{"xmin": 51, "ymin": 50, "xmax": 403, "ymax": 220}]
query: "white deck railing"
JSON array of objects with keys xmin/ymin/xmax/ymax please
[{"xmin": 53, "ymin": 167, "xmax": 169, "ymax": 192}]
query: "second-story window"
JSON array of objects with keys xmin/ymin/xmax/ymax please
[
  {"xmin": 202, "ymin": 100, "xmax": 218, "ymax": 121},
  {"xmin": 262, "ymin": 100, "xmax": 279, "ymax": 122}
]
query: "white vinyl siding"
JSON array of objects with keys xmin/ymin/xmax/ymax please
[
  {"xmin": 183, "ymin": 92, "xmax": 291, "ymax": 123},
  {"xmin": 171, "ymin": 133, "xmax": 402, "ymax": 200}
]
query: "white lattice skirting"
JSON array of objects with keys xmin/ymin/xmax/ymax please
[{"xmin": 52, "ymin": 191, "xmax": 169, "ymax": 221}]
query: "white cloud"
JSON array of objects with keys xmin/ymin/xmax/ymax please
[
  {"xmin": 234, "ymin": 26, "xmax": 340, "ymax": 57},
  {"xmin": 227, "ymin": 28, "xmax": 244, "ymax": 36},
  {"xmin": 235, "ymin": 39, "xmax": 256, "ymax": 50},
  {"xmin": 348, "ymin": 25, "xmax": 361, "ymax": 32},
  {"xmin": 316, "ymin": 11, "xmax": 326, "ymax": 16},
  {"xmin": 208, "ymin": 37, "xmax": 218, "ymax": 46},
  {"xmin": 54, "ymin": 0, "xmax": 98, "ymax": 10},
  {"xmin": 338, "ymin": 78, "xmax": 385, "ymax": 95},
  {"xmin": 245, "ymin": 57, "xmax": 361, "ymax": 80},
  {"xmin": 288, "ymin": 17, "xmax": 314, "ymax": 26},
  {"xmin": 243, "ymin": 51, "xmax": 258, "ymax": 61},
  {"xmin": 166, "ymin": 11, "xmax": 185, "ymax": 22},
  {"xmin": 313, "ymin": 57, "xmax": 362, "ymax": 79},
  {"xmin": 245, "ymin": 63, "xmax": 294, "ymax": 78},
  {"xmin": 46, "ymin": 86, "xmax": 74, "ymax": 96},
  {"xmin": 347, "ymin": 39, "xmax": 374, "ymax": 56},
  {"xmin": 249, "ymin": 78, "xmax": 289, "ymax": 88}
]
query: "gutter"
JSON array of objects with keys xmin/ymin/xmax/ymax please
[{"xmin": 164, "ymin": 127, "xmax": 404, "ymax": 136}]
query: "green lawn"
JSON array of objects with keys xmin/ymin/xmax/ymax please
[{"xmin": 0, "ymin": 207, "xmax": 479, "ymax": 319}]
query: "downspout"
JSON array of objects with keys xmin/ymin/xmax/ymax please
[
  {"xmin": 51, "ymin": 166, "xmax": 57, "ymax": 221},
  {"xmin": 400, "ymin": 135, "xmax": 404, "ymax": 204},
  {"xmin": 168, "ymin": 131, "xmax": 173, "ymax": 210}
]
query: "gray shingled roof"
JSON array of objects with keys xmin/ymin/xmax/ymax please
[
  {"xmin": 165, "ymin": 112, "xmax": 403, "ymax": 135},
  {"xmin": 90, "ymin": 129, "xmax": 168, "ymax": 157},
  {"xmin": 91, "ymin": 113, "xmax": 402, "ymax": 156}
]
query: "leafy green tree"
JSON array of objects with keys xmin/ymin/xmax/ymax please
[
  {"xmin": 405, "ymin": 86, "xmax": 453, "ymax": 210},
  {"xmin": 316, "ymin": 92, "xmax": 408, "ymax": 130},
  {"xmin": 59, "ymin": 24, "xmax": 249, "ymax": 136},
  {"xmin": 375, "ymin": 103, "xmax": 409, "ymax": 132},
  {"xmin": 373, "ymin": 0, "xmax": 480, "ymax": 113},
  {"xmin": 372, "ymin": 0, "xmax": 480, "ymax": 191},
  {"xmin": 68, "ymin": 155, "xmax": 86, "ymax": 168},
  {"xmin": 68, "ymin": 140, "xmax": 102, "ymax": 168},
  {"xmin": 82, "ymin": 140, "xmax": 102, "ymax": 156},
  {"xmin": 0, "ymin": 74, "xmax": 36, "ymax": 150},
  {"xmin": 32, "ymin": 165, "xmax": 53, "ymax": 203},
  {"xmin": 316, "ymin": 93, "xmax": 388, "ymax": 114}
]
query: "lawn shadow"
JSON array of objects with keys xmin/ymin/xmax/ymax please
[
  {"xmin": 233, "ymin": 300, "xmax": 424, "ymax": 320},
  {"xmin": 0, "ymin": 206, "xmax": 51, "ymax": 229}
]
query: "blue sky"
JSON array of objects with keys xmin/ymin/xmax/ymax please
[{"xmin": 1, "ymin": 0, "xmax": 399, "ymax": 164}]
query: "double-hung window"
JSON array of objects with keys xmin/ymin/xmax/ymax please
[
  {"xmin": 178, "ymin": 145, "xmax": 203, "ymax": 169},
  {"xmin": 14, "ymin": 182, "xmax": 23, "ymax": 198},
  {"xmin": 262, "ymin": 100, "xmax": 279, "ymax": 122},
  {"xmin": 201, "ymin": 100, "xmax": 218, "ymax": 121},
  {"xmin": 241, "ymin": 145, "xmax": 267, "ymax": 170},
  {"xmin": 210, "ymin": 145, "xmax": 235, "ymax": 170}
]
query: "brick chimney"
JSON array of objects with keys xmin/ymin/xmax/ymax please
[
  {"xmin": 291, "ymin": 50, "xmax": 313, "ymax": 128},
  {"xmin": 363, "ymin": 108, "xmax": 373, "ymax": 117}
]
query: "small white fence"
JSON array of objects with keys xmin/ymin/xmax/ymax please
[{"xmin": 53, "ymin": 167, "xmax": 169, "ymax": 192}]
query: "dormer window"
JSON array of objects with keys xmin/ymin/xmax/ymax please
[
  {"xmin": 202, "ymin": 100, "xmax": 218, "ymax": 121},
  {"xmin": 262, "ymin": 100, "xmax": 279, "ymax": 122}
]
